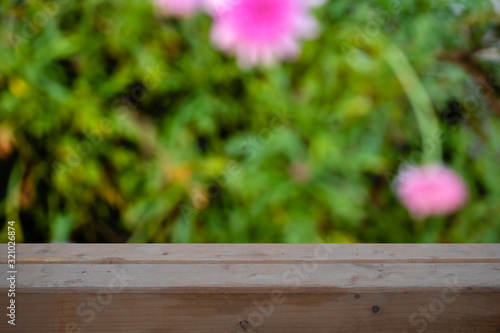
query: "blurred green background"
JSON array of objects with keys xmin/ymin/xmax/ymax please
[{"xmin": 0, "ymin": 0, "xmax": 499, "ymax": 243}]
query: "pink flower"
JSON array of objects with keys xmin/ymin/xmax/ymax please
[
  {"xmin": 396, "ymin": 164, "xmax": 468, "ymax": 219},
  {"xmin": 208, "ymin": 0, "xmax": 324, "ymax": 68},
  {"xmin": 154, "ymin": 0, "xmax": 203, "ymax": 17}
]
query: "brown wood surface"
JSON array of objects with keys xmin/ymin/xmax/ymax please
[
  {"xmin": 9, "ymin": 243, "xmax": 500, "ymax": 264},
  {"xmin": 0, "ymin": 244, "xmax": 499, "ymax": 332}
]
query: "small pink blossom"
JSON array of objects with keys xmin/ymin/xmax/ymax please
[
  {"xmin": 154, "ymin": 0, "xmax": 203, "ymax": 17},
  {"xmin": 209, "ymin": 0, "xmax": 324, "ymax": 68},
  {"xmin": 396, "ymin": 164, "xmax": 468, "ymax": 219}
]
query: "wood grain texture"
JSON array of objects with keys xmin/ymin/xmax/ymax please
[
  {"xmin": 6, "ymin": 243, "xmax": 500, "ymax": 264},
  {"xmin": 0, "ymin": 244, "xmax": 499, "ymax": 332}
]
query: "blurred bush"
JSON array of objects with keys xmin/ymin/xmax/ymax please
[{"xmin": 0, "ymin": 0, "xmax": 499, "ymax": 243}]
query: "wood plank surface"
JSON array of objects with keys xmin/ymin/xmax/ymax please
[
  {"xmin": 6, "ymin": 243, "xmax": 500, "ymax": 264},
  {"xmin": 5, "ymin": 263, "xmax": 500, "ymax": 293},
  {"xmin": 0, "ymin": 244, "xmax": 499, "ymax": 332},
  {"xmin": 5, "ymin": 292, "xmax": 500, "ymax": 333}
]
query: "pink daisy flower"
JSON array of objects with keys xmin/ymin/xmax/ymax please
[
  {"xmin": 208, "ymin": 0, "xmax": 324, "ymax": 68},
  {"xmin": 396, "ymin": 164, "xmax": 468, "ymax": 219},
  {"xmin": 154, "ymin": 0, "xmax": 204, "ymax": 17}
]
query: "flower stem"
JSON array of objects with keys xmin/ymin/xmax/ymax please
[{"xmin": 382, "ymin": 41, "xmax": 442, "ymax": 164}]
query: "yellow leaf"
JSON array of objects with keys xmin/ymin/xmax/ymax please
[{"xmin": 8, "ymin": 77, "xmax": 30, "ymax": 98}]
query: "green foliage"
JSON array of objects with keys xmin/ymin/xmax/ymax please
[{"xmin": 0, "ymin": 0, "xmax": 499, "ymax": 243}]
